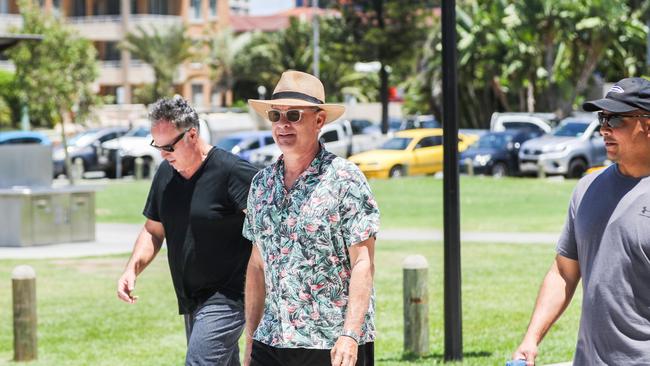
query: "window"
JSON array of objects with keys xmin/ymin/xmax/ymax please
[
  {"xmin": 190, "ymin": 0, "xmax": 201, "ymax": 19},
  {"xmin": 209, "ymin": 0, "xmax": 217, "ymax": 17},
  {"xmin": 149, "ymin": 0, "xmax": 169, "ymax": 14},
  {"xmin": 72, "ymin": 0, "xmax": 86, "ymax": 16},
  {"xmin": 192, "ymin": 84, "xmax": 204, "ymax": 108},
  {"xmin": 320, "ymin": 130, "xmax": 339, "ymax": 143},
  {"xmin": 415, "ymin": 136, "xmax": 442, "ymax": 148},
  {"xmin": 103, "ymin": 42, "xmax": 121, "ymax": 61},
  {"xmin": 264, "ymin": 137, "xmax": 275, "ymax": 145},
  {"xmin": 249, "ymin": 140, "xmax": 260, "ymax": 150},
  {"xmin": 0, "ymin": 0, "xmax": 8, "ymax": 14},
  {"xmin": 0, "ymin": 137, "xmax": 42, "ymax": 145}
]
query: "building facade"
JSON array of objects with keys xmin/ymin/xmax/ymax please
[{"xmin": 0, "ymin": 0, "xmax": 241, "ymax": 110}]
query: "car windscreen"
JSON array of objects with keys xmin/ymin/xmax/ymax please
[
  {"xmin": 68, "ymin": 131, "xmax": 99, "ymax": 147},
  {"xmin": 476, "ymin": 134, "xmax": 512, "ymax": 149},
  {"xmin": 553, "ymin": 122, "xmax": 588, "ymax": 137},
  {"xmin": 216, "ymin": 137, "xmax": 243, "ymax": 151},
  {"xmin": 126, "ymin": 126, "xmax": 150, "ymax": 137},
  {"xmin": 380, "ymin": 137, "xmax": 412, "ymax": 150}
]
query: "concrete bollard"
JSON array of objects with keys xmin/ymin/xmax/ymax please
[
  {"xmin": 73, "ymin": 158, "xmax": 84, "ymax": 180},
  {"xmin": 403, "ymin": 255, "xmax": 429, "ymax": 356},
  {"xmin": 134, "ymin": 157, "xmax": 143, "ymax": 180},
  {"xmin": 537, "ymin": 162, "xmax": 546, "ymax": 179},
  {"xmin": 12, "ymin": 265, "xmax": 37, "ymax": 361}
]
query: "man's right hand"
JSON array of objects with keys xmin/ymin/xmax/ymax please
[
  {"xmin": 116, "ymin": 270, "xmax": 139, "ymax": 304},
  {"xmin": 512, "ymin": 340, "xmax": 537, "ymax": 366},
  {"xmin": 243, "ymin": 336, "xmax": 253, "ymax": 366}
]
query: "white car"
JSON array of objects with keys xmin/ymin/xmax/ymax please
[
  {"xmin": 100, "ymin": 120, "xmax": 211, "ymax": 178},
  {"xmin": 249, "ymin": 120, "xmax": 353, "ymax": 168}
]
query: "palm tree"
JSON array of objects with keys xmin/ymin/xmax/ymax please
[
  {"xmin": 206, "ymin": 28, "xmax": 251, "ymax": 106},
  {"xmin": 121, "ymin": 24, "xmax": 194, "ymax": 102}
]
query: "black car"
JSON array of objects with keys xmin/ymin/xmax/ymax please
[
  {"xmin": 459, "ymin": 129, "xmax": 543, "ymax": 177},
  {"xmin": 53, "ymin": 127, "xmax": 129, "ymax": 177}
]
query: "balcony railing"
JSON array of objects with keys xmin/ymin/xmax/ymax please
[{"xmin": 0, "ymin": 14, "xmax": 23, "ymax": 32}]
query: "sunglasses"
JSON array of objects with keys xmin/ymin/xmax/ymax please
[
  {"xmin": 150, "ymin": 128, "xmax": 189, "ymax": 152},
  {"xmin": 597, "ymin": 112, "xmax": 650, "ymax": 129},
  {"xmin": 267, "ymin": 108, "xmax": 319, "ymax": 123}
]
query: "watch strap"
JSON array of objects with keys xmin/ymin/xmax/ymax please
[{"xmin": 340, "ymin": 329, "xmax": 360, "ymax": 344}]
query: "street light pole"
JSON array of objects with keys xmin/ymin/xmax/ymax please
[{"xmin": 442, "ymin": 0, "xmax": 463, "ymax": 361}]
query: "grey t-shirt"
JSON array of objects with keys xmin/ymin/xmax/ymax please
[{"xmin": 557, "ymin": 164, "xmax": 650, "ymax": 365}]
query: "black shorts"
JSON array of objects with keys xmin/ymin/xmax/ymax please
[{"xmin": 250, "ymin": 340, "xmax": 374, "ymax": 366}]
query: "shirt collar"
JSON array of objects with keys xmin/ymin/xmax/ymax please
[{"xmin": 272, "ymin": 143, "xmax": 328, "ymax": 184}]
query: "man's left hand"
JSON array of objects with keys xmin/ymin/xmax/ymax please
[{"xmin": 330, "ymin": 336, "xmax": 358, "ymax": 366}]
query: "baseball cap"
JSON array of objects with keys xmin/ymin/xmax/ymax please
[{"xmin": 583, "ymin": 77, "xmax": 650, "ymax": 113}]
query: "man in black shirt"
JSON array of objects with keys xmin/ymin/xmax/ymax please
[{"xmin": 116, "ymin": 96, "xmax": 258, "ymax": 365}]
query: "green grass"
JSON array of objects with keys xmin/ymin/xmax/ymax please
[
  {"xmin": 0, "ymin": 241, "xmax": 581, "ymax": 365},
  {"xmin": 95, "ymin": 176, "xmax": 577, "ymax": 233}
]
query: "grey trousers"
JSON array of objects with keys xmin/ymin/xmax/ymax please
[{"xmin": 183, "ymin": 292, "xmax": 245, "ymax": 366}]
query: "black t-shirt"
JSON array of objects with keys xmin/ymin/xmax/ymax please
[{"xmin": 143, "ymin": 147, "xmax": 258, "ymax": 314}]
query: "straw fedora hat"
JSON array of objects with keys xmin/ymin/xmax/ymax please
[{"xmin": 248, "ymin": 70, "xmax": 345, "ymax": 124}]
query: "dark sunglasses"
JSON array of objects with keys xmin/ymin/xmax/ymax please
[
  {"xmin": 597, "ymin": 112, "xmax": 650, "ymax": 129},
  {"xmin": 267, "ymin": 108, "xmax": 319, "ymax": 123},
  {"xmin": 150, "ymin": 128, "xmax": 189, "ymax": 152}
]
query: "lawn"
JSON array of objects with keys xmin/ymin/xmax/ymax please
[
  {"xmin": 0, "ymin": 241, "xmax": 581, "ymax": 366},
  {"xmin": 95, "ymin": 176, "xmax": 577, "ymax": 232}
]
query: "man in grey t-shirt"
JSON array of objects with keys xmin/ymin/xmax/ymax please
[{"xmin": 513, "ymin": 77, "xmax": 650, "ymax": 365}]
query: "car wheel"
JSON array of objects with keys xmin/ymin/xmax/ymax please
[
  {"xmin": 492, "ymin": 162, "xmax": 508, "ymax": 178},
  {"xmin": 567, "ymin": 158, "xmax": 587, "ymax": 179},
  {"xmin": 389, "ymin": 165, "xmax": 404, "ymax": 178},
  {"xmin": 141, "ymin": 157, "xmax": 154, "ymax": 178}
]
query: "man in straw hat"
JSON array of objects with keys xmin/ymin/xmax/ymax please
[
  {"xmin": 513, "ymin": 77, "xmax": 650, "ymax": 365},
  {"xmin": 243, "ymin": 70, "xmax": 380, "ymax": 366}
]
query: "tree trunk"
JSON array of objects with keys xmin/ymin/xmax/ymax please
[
  {"xmin": 490, "ymin": 77, "xmax": 510, "ymax": 111},
  {"xmin": 561, "ymin": 43, "xmax": 604, "ymax": 116}
]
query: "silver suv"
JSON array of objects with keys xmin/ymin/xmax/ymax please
[{"xmin": 518, "ymin": 115, "xmax": 607, "ymax": 178}]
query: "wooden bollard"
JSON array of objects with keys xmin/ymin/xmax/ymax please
[
  {"xmin": 403, "ymin": 255, "xmax": 429, "ymax": 356},
  {"xmin": 12, "ymin": 265, "xmax": 37, "ymax": 361}
]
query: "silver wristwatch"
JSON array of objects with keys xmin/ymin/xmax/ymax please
[{"xmin": 340, "ymin": 329, "xmax": 360, "ymax": 344}]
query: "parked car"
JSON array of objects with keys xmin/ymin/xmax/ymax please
[
  {"xmin": 53, "ymin": 126, "xmax": 129, "ymax": 177},
  {"xmin": 215, "ymin": 130, "xmax": 275, "ymax": 162},
  {"xmin": 459, "ymin": 129, "xmax": 544, "ymax": 177},
  {"xmin": 100, "ymin": 119, "xmax": 211, "ymax": 178},
  {"xmin": 518, "ymin": 115, "xmax": 606, "ymax": 178},
  {"xmin": 401, "ymin": 115, "xmax": 441, "ymax": 130},
  {"xmin": 0, "ymin": 130, "xmax": 51, "ymax": 145},
  {"xmin": 249, "ymin": 120, "xmax": 353, "ymax": 168},
  {"xmin": 490, "ymin": 112, "xmax": 556, "ymax": 135},
  {"xmin": 348, "ymin": 128, "xmax": 476, "ymax": 179}
]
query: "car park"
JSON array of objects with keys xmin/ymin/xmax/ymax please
[
  {"xmin": 459, "ymin": 129, "xmax": 544, "ymax": 177},
  {"xmin": 0, "ymin": 130, "xmax": 51, "ymax": 145},
  {"xmin": 53, "ymin": 126, "xmax": 129, "ymax": 177},
  {"xmin": 249, "ymin": 120, "xmax": 353, "ymax": 168},
  {"xmin": 216, "ymin": 130, "xmax": 275, "ymax": 162},
  {"xmin": 348, "ymin": 128, "xmax": 476, "ymax": 179},
  {"xmin": 518, "ymin": 114, "xmax": 606, "ymax": 178}
]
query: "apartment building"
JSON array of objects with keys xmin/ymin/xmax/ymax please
[{"xmin": 0, "ymin": 0, "xmax": 245, "ymax": 110}]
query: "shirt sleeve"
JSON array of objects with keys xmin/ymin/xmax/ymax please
[
  {"xmin": 338, "ymin": 165, "xmax": 380, "ymax": 247},
  {"xmin": 228, "ymin": 157, "xmax": 259, "ymax": 211},
  {"xmin": 556, "ymin": 190, "xmax": 578, "ymax": 260},
  {"xmin": 142, "ymin": 167, "xmax": 162, "ymax": 222},
  {"xmin": 242, "ymin": 175, "xmax": 259, "ymax": 243}
]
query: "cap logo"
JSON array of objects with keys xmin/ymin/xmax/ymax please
[{"xmin": 608, "ymin": 85, "xmax": 624, "ymax": 94}]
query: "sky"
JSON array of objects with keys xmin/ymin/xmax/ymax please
[{"xmin": 248, "ymin": 0, "xmax": 294, "ymax": 15}]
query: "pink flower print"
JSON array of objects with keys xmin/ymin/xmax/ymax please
[
  {"xmin": 255, "ymin": 204, "xmax": 262, "ymax": 211},
  {"xmin": 328, "ymin": 213, "xmax": 340, "ymax": 223},
  {"xmin": 368, "ymin": 197, "xmax": 377, "ymax": 207},
  {"xmin": 329, "ymin": 255, "xmax": 340, "ymax": 264},
  {"xmin": 311, "ymin": 197, "xmax": 324, "ymax": 205},
  {"xmin": 305, "ymin": 224, "xmax": 318, "ymax": 233},
  {"xmin": 339, "ymin": 270, "xmax": 350, "ymax": 279},
  {"xmin": 333, "ymin": 299, "xmax": 347, "ymax": 307},
  {"xmin": 281, "ymin": 247, "xmax": 290, "ymax": 255},
  {"xmin": 287, "ymin": 217, "xmax": 297, "ymax": 227},
  {"xmin": 256, "ymin": 189, "xmax": 263, "ymax": 197},
  {"xmin": 286, "ymin": 304, "xmax": 297, "ymax": 313},
  {"xmin": 291, "ymin": 319, "xmax": 306, "ymax": 328},
  {"xmin": 310, "ymin": 312, "xmax": 320, "ymax": 320},
  {"xmin": 289, "ymin": 233, "xmax": 298, "ymax": 241},
  {"xmin": 282, "ymin": 332, "xmax": 294, "ymax": 341},
  {"xmin": 309, "ymin": 283, "xmax": 324, "ymax": 291},
  {"xmin": 298, "ymin": 292, "xmax": 311, "ymax": 301},
  {"xmin": 336, "ymin": 170, "xmax": 350, "ymax": 178},
  {"xmin": 280, "ymin": 269, "xmax": 288, "ymax": 278}
]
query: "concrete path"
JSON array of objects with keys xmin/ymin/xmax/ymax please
[{"xmin": 0, "ymin": 223, "xmax": 559, "ymax": 259}]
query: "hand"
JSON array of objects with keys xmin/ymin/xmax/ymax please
[
  {"xmin": 513, "ymin": 339, "xmax": 538, "ymax": 366},
  {"xmin": 330, "ymin": 336, "xmax": 358, "ymax": 366},
  {"xmin": 243, "ymin": 336, "xmax": 253, "ymax": 366},
  {"xmin": 116, "ymin": 270, "xmax": 138, "ymax": 304}
]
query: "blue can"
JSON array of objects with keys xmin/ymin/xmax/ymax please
[{"xmin": 505, "ymin": 360, "xmax": 527, "ymax": 366}]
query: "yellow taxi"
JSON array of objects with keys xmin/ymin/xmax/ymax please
[{"xmin": 348, "ymin": 128, "xmax": 477, "ymax": 179}]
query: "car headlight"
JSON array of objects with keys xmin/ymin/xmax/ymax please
[
  {"xmin": 474, "ymin": 154, "xmax": 491, "ymax": 166},
  {"xmin": 543, "ymin": 145, "xmax": 567, "ymax": 153}
]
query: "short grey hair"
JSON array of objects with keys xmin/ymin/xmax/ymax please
[{"xmin": 149, "ymin": 95, "xmax": 200, "ymax": 131}]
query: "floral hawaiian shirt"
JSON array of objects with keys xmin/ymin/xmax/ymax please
[{"xmin": 243, "ymin": 146, "xmax": 380, "ymax": 349}]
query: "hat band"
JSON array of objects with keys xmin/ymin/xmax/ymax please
[{"xmin": 272, "ymin": 91, "xmax": 323, "ymax": 104}]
